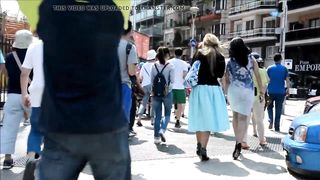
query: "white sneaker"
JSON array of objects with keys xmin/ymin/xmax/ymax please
[{"xmin": 154, "ymin": 137, "xmax": 161, "ymax": 144}]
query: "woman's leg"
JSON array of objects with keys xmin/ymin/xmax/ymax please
[
  {"xmin": 152, "ymin": 97, "xmax": 162, "ymax": 138},
  {"xmin": 160, "ymin": 93, "xmax": 173, "ymax": 132},
  {"xmin": 232, "ymin": 111, "xmax": 239, "ymax": 142},
  {"xmin": 199, "ymin": 132, "xmax": 210, "ymax": 148},
  {"xmin": 237, "ymin": 113, "xmax": 249, "ymax": 143}
]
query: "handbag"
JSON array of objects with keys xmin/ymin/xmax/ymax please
[{"xmin": 184, "ymin": 60, "xmax": 201, "ymax": 87}]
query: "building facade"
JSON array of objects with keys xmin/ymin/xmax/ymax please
[
  {"xmin": 280, "ymin": 0, "xmax": 320, "ymax": 96},
  {"xmin": 133, "ymin": 0, "xmax": 165, "ymax": 49},
  {"xmin": 163, "ymin": 0, "xmax": 192, "ymax": 48},
  {"xmin": 226, "ymin": 0, "xmax": 279, "ymax": 67}
]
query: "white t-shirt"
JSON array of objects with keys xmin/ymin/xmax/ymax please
[
  {"xmin": 140, "ymin": 62, "xmax": 153, "ymax": 87},
  {"xmin": 168, "ymin": 58, "xmax": 189, "ymax": 90},
  {"xmin": 22, "ymin": 40, "xmax": 44, "ymax": 107}
]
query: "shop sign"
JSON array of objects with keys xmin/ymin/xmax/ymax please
[
  {"xmin": 284, "ymin": 59, "xmax": 293, "ymax": 70},
  {"xmin": 295, "ymin": 61, "xmax": 320, "ymax": 72}
]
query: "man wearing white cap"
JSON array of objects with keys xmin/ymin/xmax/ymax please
[
  {"xmin": 1, "ymin": 29, "xmax": 33, "ymax": 169},
  {"xmin": 137, "ymin": 50, "xmax": 157, "ymax": 126}
]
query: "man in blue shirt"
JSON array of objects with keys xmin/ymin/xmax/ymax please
[
  {"xmin": 36, "ymin": 0, "xmax": 130, "ymax": 179},
  {"xmin": 267, "ymin": 53, "xmax": 290, "ymax": 132}
]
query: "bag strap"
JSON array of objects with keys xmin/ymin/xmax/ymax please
[
  {"xmin": 12, "ymin": 51, "xmax": 32, "ymax": 84},
  {"xmin": 143, "ymin": 66, "xmax": 150, "ymax": 77},
  {"xmin": 160, "ymin": 63, "xmax": 169, "ymax": 74},
  {"xmin": 155, "ymin": 64, "xmax": 160, "ymax": 73},
  {"xmin": 126, "ymin": 42, "xmax": 132, "ymax": 64},
  {"xmin": 12, "ymin": 51, "xmax": 22, "ymax": 70}
]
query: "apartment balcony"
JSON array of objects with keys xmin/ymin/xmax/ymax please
[
  {"xmin": 139, "ymin": 25, "xmax": 163, "ymax": 37},
  {"xmin": 135, "ymin": 9, "xmax": 164, "ymax": 23},
  {"xmin": 229, "ymin": 0, "xmax": 277, "ymax": 19},
  {"xmin": 194, "ymin": 10, "xmax": 221, "ymax": 25},
  {"xmin": 276, "ymin": 26, "xmax": 320, "ymax": 47},
  {"xmin": 229, "ymin": 28, "xmax": 277, "ymax": 43},
  {"xmin": 286, "ymin": 0, "xmax": 320, "ymax": 11}
]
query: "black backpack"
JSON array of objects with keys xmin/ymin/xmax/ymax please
[{"xmin": 153, "ymin": 63, "xmax": 170, "ymax": 97}]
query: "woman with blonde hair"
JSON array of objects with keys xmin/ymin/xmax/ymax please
[{"xmin": 188, "ymin": 33, "xmax": 229, "ymax": 161}]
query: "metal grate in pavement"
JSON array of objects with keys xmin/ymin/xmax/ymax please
[
  {"xmin": 13, "ymin": 156, "xmax": 29, "ymax": 167},
  {"xmin": 242, "ymin": 136, "xmax": 283, "ymax": 154}
]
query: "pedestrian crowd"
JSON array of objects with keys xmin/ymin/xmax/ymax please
[{"xmin": 0, "ymin": 1, "xmax": 290, "ymax": 179}]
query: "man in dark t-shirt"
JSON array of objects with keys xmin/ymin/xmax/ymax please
[{"xmin": 36, "ymin": 1, "xmax": 130, "ymax": 179}]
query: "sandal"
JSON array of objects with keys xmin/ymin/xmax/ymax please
[{"xmin": 241, "ymin": 143, "xmax": 250, "ymax": 150}]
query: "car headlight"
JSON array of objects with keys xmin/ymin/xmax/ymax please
[{"xmin": 293, "ymin": 126, "xmax": 308, "ymax": 142}]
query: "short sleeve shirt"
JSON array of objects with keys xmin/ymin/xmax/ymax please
[
  {"xmin": 168, "ymin": 58, "xmax": 189, "ymax": 89},
  {"xmin": 21, "ymin": 40, "xmax": 44, "ymax": 107},
  {"xmin": 5, "ymin": 49, "xmax": 28, "ymax": 94},
  {"xmin": 118, "ymin": 39, "xmax": 139, "ymax": 85},
  {"xmin": 37, "ymin": 0, "xmax": 127, "ymax": 134},
  {"xmin": 267, "ymin": 63, "xmax": 288, "ymax": 95},
  {"xmin": 227, "ymin": 57, "xmax": 254, "ymax": 91},
  {"xmin": 140, "ymin": 62, "xmax": 153, "ymax": 87},
  {"xmin": 253, "ymin": 68, "xmax": 268, "ymax": 100}
]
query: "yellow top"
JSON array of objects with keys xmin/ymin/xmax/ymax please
[
  {"xmin": 253, "ymin": 68, "xmax": 269, "ymax": 101},
  {"xmin": 18, "ymin": 0, "xmax": 131, "ymax": 31}
]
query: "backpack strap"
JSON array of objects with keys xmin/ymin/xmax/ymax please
[
  {"xmin": 155, "ymin": 63, "xmax": 169, "ymax": 74},
  {"xmin": 160, "ymin": 63, "xmax": 169, "ymax": 74},
  {"xmin": 126, "ymin": 42, "xmax": 132, "ymax": 64}
]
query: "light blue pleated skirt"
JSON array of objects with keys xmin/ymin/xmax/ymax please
[{"xmin": 188, "ymin": 85, "xmax": 230, "ymax": 132}]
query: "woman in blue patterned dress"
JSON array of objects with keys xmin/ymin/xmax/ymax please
[
  {"xmin": 188, "ymin": 34, "xmax": 229, "ymax": 161},
  {"xmin": 224, "ymin": 38, "xmax": 264, "ymax": 160}
]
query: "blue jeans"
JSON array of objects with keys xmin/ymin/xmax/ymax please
[
  {"xmin": 27, "ymin": 107, "xmax": 43, "ymax": 154},
  {"xmin": 267, "ymin": 94, "xmax": 285, "ymax": 131},
  {"xmin": 122, "ymin": 84, "xmax": 132, "ymax": 123},
  {"xmin": 152, "ymin": 92, "xmax": 173, "ymax": 137},
  {"xmin": 38, "ymin": 127, "xmax": 131, "ymax": 180}
]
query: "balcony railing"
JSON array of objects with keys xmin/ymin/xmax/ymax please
[
  {"xmin": 229, "ymin": 28, "xmax": 276, "ymax": 39},
  {"xmin": 286, "ymin": 26, "xmax": 320, "ymax": 42},
  {"xmin": 229, "ymin": 0, "xmax": 277, "ymax": 15},
  {"xmin": 135, "ymin": 9, "xmax": 164, "ymax": 22},
  {"xmin": 139, "ymin": 25, "xmax": 163, "ymax": 36},
  {"xmin": 286, "ymin": 0, "xmax": 320, "ymax": 11}
]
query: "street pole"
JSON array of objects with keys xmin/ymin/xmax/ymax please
[
  {"xmin": 190, "ymin": 6, "xmax": 199, "ymax": 59},
  {"xmin": 280, "ymin": 0, "xmax": 288, "ymax": 115},
  {"xmin": 280, "ymin": 0, "xmax": 288, "ymax": 61},
  {"xmin": 191, "ymin": 15, "xmax": 195, "ymax": 59},
  {"xmin": 133, "ymin": 0, "xmax": 137, "ymax": 31}
]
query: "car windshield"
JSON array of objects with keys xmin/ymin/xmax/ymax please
[{"xmin": 309, "ymin": 103, "xmax": 320, "ymax": 113}]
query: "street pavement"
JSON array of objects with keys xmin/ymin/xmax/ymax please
[{"xmin": 0, "ymin": 100, "xmax": 310, "ymax": 180}]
